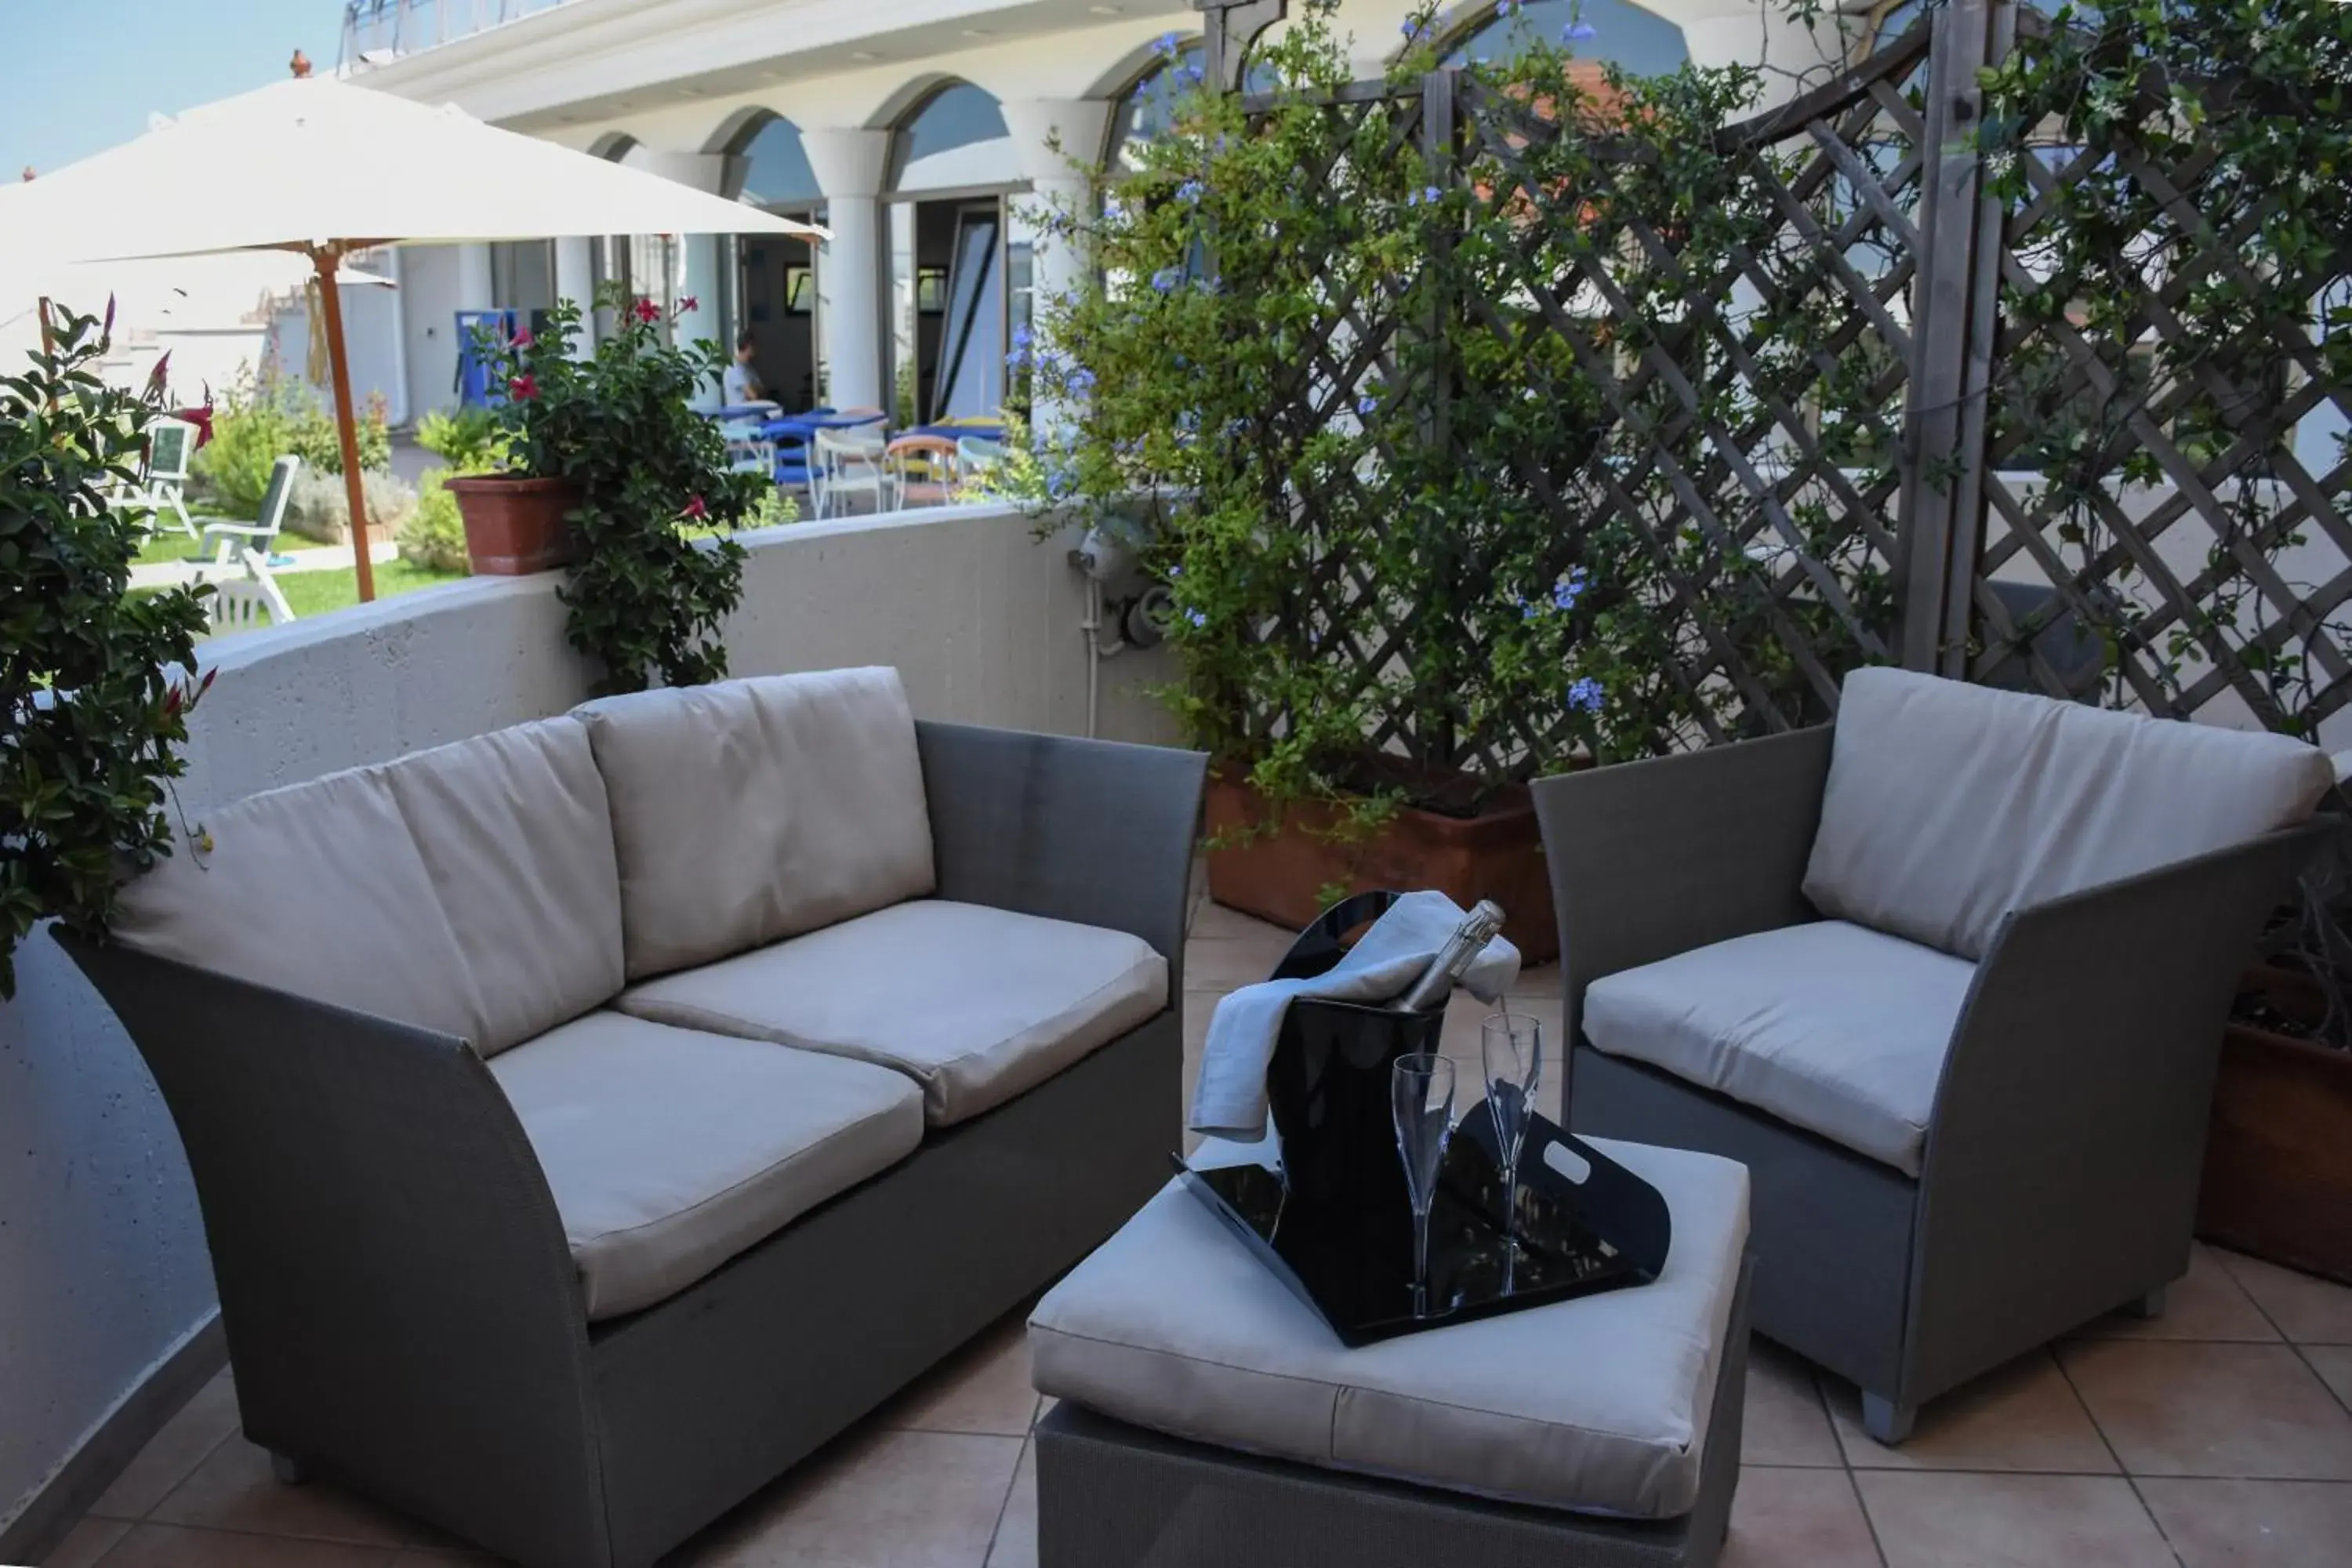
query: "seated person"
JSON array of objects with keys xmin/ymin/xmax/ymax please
[{"xmin": 723, "ymin": 331, "xmax": 768, "ymax": 407}]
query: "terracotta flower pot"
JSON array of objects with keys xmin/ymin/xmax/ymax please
[
  {"xmin": 444, "ymin": 475, "xmax": 581, "ymax": 575},
  {"xmin": 1203, "ymin": 771, "xmax": 1559, "ymax": 964},
  {"xmin": 2197, "ymin": 1015, "xmax": 2352, "ymax": 1286}
]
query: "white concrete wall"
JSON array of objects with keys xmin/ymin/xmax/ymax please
[
  {"xmin": 0, "ymin": 501, "xmax": 1176, "ymax": 1537},
  {"xmin": 397, "ymin": 245, "xmax": 468, "ymax": 423}
]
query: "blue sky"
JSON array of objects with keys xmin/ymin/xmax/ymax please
[{"xmin": 1, "ymin": 0, "xmax": 334, "ymax": 179}]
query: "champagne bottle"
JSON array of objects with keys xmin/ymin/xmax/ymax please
[{"xmin": 1391, "ymin": 900, "xmax": 1506, "ymax": 1012}]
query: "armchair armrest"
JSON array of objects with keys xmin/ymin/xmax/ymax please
[
  {"xmin": 1532, "ymin": 725, "xmax": 1834, "ymax": 1039},
  {"xmin": 915, "ymin": 721, "xmax": 1207, "ymax": 990},
  {"xmin": 55, "ymin": 934, "xmax": 611, "ymax": 1568},
  {"xmin": 1904, "ymin": 818, "xmax": 2334, "ymax": 1400}
]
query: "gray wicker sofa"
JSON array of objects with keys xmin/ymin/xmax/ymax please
[{"xmin": 60, "ymin": 666, "xmax": 1207, "ymax": 1568}]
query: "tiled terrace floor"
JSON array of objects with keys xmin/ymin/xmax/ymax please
[{"xmin": 38, "ymin": 906, "xmax": 2352, "ymax": 1568}]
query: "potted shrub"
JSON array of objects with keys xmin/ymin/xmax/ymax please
[
  {"xmin": 2198, "ymin": 823, "xmax": 2352, "ymax": 1283},
  {"xmin": 473, "ymin": 285, "xmax": 767, "ymax": 692},
  {"xmin": 1018, "ymin": 5, "xmax": 1828, "ymax": 958},
  {"xmin": 1, "ymin": 301, "xmax": 213, "ymax": 996}
]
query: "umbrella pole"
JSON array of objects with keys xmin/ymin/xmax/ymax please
[
  {"xmin": 310, "ymin": 248, "xmax": 379, "ymax": 604},
  {"xmin": 35, "ymin": 296, "xmax": 53, "ymax": 358}
]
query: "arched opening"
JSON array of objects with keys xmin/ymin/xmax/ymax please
[
  {"xmin": 1439, "ymin": 0, "xmax": 1690, "ymax": 75},
  {"xmin": 887, "ymin": 82, "xmax": 1018, "ymax": 426},
  {"xmin": 727, "ymin": 112, "xmax": 824, "ymax": 412}
]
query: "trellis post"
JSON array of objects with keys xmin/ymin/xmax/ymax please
[
  {"xmin": 1896, "ymin": 0, "xmax": 2009, "ymax": 676},
  {"xmin": 1192, "ymin": 0, "xmax": 1287, "ymax": 94}
]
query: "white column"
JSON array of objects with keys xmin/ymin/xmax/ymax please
[
  {"xmin": 616, "ymin": 146, "xmax": 746, "ymax": 373},
  {"xmin": 554, "ymin": 235, "xmax": 597, "ymax": 358},
  {"xmin": 456, "ymin": 242, "xmax": 494, "ymax": 310},
  {"xmin": 677, "ymin": 234, "xmax": 726, "ymax": 403},
  {"xmin": 802, "ymin": 128, "xmax": 891, "ymax": 414},
  {"xmin": 1003, "ymin": 99, "xmax": 1113, "ymax": 434}
]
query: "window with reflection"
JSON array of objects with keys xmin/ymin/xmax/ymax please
[{"xmin": 1442, "ymin": 0, "xmax": 1689, "ymax": 74}]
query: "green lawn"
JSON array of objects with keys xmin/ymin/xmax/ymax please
[
  {"xmin": 134, "ymin": 524, "xmax": 326, "ymax": 569},
  {"xmin": 270, "ymin": 560, "xmax": 464, "ymax": 621}
]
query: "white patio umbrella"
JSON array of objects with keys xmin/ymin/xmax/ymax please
[{"xmin": 0, "ymin": 74, "xmax": 824, "ymax": 601}]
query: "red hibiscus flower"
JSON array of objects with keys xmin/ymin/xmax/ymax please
[
  {"xmin": 680, "ymin": 495, "xmax": 708, "ymax": 521},
  {"xmin": 633, "ymin": 297, "xmax": 660, "ymax": 324},
  {"xmin": 677, "ymin": 295, "xmax": 699, "ymax": 314},
  {"xmin": 509, "ymin": 373, "xmax": 538, "ymax": 400},
  {"xmin": 511, "ymin": 327, "xmax": 534, "ymax": 348}
]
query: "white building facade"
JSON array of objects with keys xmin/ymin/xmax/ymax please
[{"xmin": 334, "ymin": 0, "xmax": 1872, "ymax": 428}]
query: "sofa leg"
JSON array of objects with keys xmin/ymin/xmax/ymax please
[
  {"xmin": 270, "ymin": 1451, "xmax": 309, "ymax": 1486},
  {"xmin": 1861, "ymin": 1393, "xmax": 1916, "ymax": 1446},
  {"xmin": 2123, "ymin": 1286, "xmax": 2169, "ymax": 1321}
]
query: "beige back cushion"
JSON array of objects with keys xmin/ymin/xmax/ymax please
[
  {"xmin": 115, "ymin": 717, "xmax": 626, "ymax": 1056},
  {"xmin": 576, "ymin": 667, "xmax": 935, "ymax": 981},
  {"xmin": 1802, "ymin": 667, "xmax": 2334, "ymax": 959}
]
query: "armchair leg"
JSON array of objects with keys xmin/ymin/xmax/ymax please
[
  {"xmin": 1861, "ymin": 1393, "xmax": 1916, "ymax": 1446},
  {"xmin": 2123, "ymin": 1286, "xmax": 2169, "ymax": 1321},
  {"xmin": 270, "ymin": 1451, "xmax": 309, "ymax": 1486}
]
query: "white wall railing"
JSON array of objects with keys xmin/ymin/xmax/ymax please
[{"xmin": 340, "ymin": 0, "xmax": 579, "ymax": 68}]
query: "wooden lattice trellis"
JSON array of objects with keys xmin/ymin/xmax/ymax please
[{"xmin": 1193, "ymin": 0, "xmax": 2352, "ymax": 769}]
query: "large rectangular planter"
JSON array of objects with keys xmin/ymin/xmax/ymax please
[
  {"xmin": 2197, "ymin": 1020, "xmax": 2352, "ymax": 1286},
  {"xmin": 1203, "ymin": 773, "xmax": 1559, "ymax": 964}
]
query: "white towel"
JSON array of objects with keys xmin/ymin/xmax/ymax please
[{"xmin": 1188, "ymin": 891, "xmax": 1521, "ymax": 1138}]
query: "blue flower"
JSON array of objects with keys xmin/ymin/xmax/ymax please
[
  {"xmin": 1065, "ymin": 367, "xmax": 1098, "ymax": 397},
  {"xmin": 1152, "ymin": 267, "xmax": 1184, "ymax": 293},
  {"xmin": 1518, "ymin": 597, "xmax": 1539, "ymax": 621},
  {"xmin": 1176, "ymin": 180, "xmax": 1204, "ymax": 205},
  {"xmin": 1154, "ymin": 31, "xmax": 1183, "ymax": 58},
  {"xmin": 1011, "ymin": 324, "xmax": 1033, "ymax": 348},
  {"xmin": 1357, "ymin": 395, "xmax": 1378, "ymax": 416},
  {"xmin": 1495, "ymin": 1, "xmax": 1518, "ymax": 15},
  {"xmin": 1406, "ymin": 185, "xmax": 1446, "ymax": 207},
  {"xmin": 1185, "ymin": 608, "xmax": 1208, "ymax": 628},
  {"xmin": 1566, "ymin": 677, "xmax": 1606, "ymax": 713},
  {"xmin": 1179, "ymin": 62, "xmax": 1206, "ymax": 84},
  {"xmin": 1563, "ymin": 19, "xmax": 1598, "ymax": 42},
  {"xmin": 1400, "ymin": 19, "xmax": 1423, "ymax": 40},
  {"xmin": 1552, "ymin": 566, "xmax": 1589, "ymax": 612}
]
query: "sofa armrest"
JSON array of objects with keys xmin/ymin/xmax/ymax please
[
  {"xmin": 1532, "ymin": 725, "xmax": 1833, "ymax": 1040},
  {"xmin": 916, "ymin": 722, "xmax": 1209, "ymax": 989},
  {"xmin": 1904, "ymin": 818, "xmax": 2333, "ymax": 1401},
  {"xmin": 56, "ymin": 934, "xmax": 612, "ymax": 1568}
]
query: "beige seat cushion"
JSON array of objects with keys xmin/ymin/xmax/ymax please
[
  {"xmin": 1029, "ymin": 1138, "xmax": 1750, "ymax": 1519},
  {"xmin": 1583, "ymin": 921, "xmax": 1976, "ymax": 1176},
  {"xmin": 575, "ymin": 667, "xmax": 935, "ymax": 981},
  {"xmin": 616, "ymin": 899, "xmax": 1167, "ymax": 1126},
  {"xmin": 490, "ymin": 1011, "xmax": 923, "ymax": 1320},
  {"xmin": 1805, "ymin": 666, "xmax": 2332, "ymax": 959},
  {"xmin": 116, "ymin": 717, "xmax": 624, "ymax": 1057}
]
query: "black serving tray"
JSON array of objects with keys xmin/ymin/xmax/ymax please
[{"xmin": 1176, "ymin": 1107, "xmax": 1673, "ymax": 1346}]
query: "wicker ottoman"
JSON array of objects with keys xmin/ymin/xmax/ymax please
[{"xmin": 1027, "ymin": 1138, "xmax": 1752, "ymax": 1568}]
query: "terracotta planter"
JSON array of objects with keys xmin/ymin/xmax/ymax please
[
  {"xmin": 445, "ymin": 475, "xmax": 580, "ymax": 575},
  {"xmin": 2198, "ymin": 996, "xmax": 2352, "ymax": 1285},
  {"xmin": 1203, "ymin": 772, "xmax": 1559, "ymax": 964}
]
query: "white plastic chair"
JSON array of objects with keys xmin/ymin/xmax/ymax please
[
  {"xmin": 955, "ymin": 436, "xmax": 1007, "ymax": 494},
  {"xmin": 719, "ymin": 419, "xmax": 779, "ymax": 481},
  {"xmin": 204, "ymin": 577, "xmax": 281, "ymax": 636},
  {"xmin": 812, "ymin": 429, "xmax": 889, "ymax": 519},
  {"xmin": 191, "ymin": 454, "xmax": 299, "ymax": 626},
  {"xmin": 117, "ymin": 416, "xmax": 201, "ymax": 539}
]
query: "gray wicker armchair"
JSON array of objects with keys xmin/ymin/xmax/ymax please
[
  {"xmin": 62, "ymin": 674, "xmax": 1206, "ymax": 1568},
  {"xmin": 1531, "ymin": 668, "xmax": 2331, "ymax": 1444}
]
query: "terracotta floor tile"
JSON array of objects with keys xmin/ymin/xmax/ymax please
[
  {"xmin": 38, "ymin": 1515, "xmax": 131, "ymax": 1568},
  {"xmin": 1721, "ymin": 1468, "xmax": 1882, "ymax": 1567},
  {"xmin": 1189, "ymin": 902, "xmax": 1284, "ymax": 943},
  {"xmin": 1829, "ymin": 1352, "xmax": 2114, "ymax": 1473},
  {"xmin": 1853, "ymin": 1472, "xmax": 2173, "ymax": 1568},
  {"xmin": 2071, "ymin": 1245, "xmax": 2281, "ymax": 1343},
  {"xmin": 984, "ymin": 1439, "xmax": 1037, "ymax": 1568},
  {"xmin": 2307, "ymin": 1345, "xmax": 2352, "ymax": 1410},
  {"xmin": 674, "ymin": 1427, "xmax": 1022, "ymax": 1568},
  {"xmin": 2216, "ymin": 1252, "xmax": 2352, "ymax": 1345},
  {"xmin": 1181, "ymin": 932, "xmax": 1298, "ymax": 993},
  {"xmin": 91, "ymin": 1523, "xmax": 401, "ymax": 1567},
  {"xmin": 1741, "ymin": 1341, "xmax": 1843, "ymax": 1468},
  {"xmin": 86, "ymin": 1367, "xmax": 241, "ymax": 1520},
  {"xmin": 2059, "ymin": 1341, "xmax": 2352, "ymax": 1479},
  {"xmin": 881, "ymin": 1314, "xmax": 1040, "ymax": 1437},
  {"xmin": 147, "ymin": 1437, "xmax": 414, "ymax": 1547},
  {"xmin": 2138, "ymin": 1477, "xmax": 2352, "ymax": 1566}
]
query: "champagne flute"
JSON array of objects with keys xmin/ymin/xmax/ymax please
[
  {"xmin": 1481, "ymin": 1012, "xmax": 1544, "ymax": 1269},
  {"xmin": 1392, "ymin": 1053, "xmax": 1457, "ymax": 1318}
]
